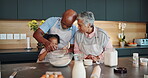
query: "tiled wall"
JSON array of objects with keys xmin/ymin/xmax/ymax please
[{"xmin": 0, "ymin": 20, "xmax": 146, "ymax": 49}]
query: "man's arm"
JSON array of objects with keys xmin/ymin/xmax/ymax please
[
  {"xmin": 33, "ymin": 28, "xmax": 48, "ymax": 44},
  {"xmin": 33, "ymin": 28, "xmax": 57, "ymax": 51}
]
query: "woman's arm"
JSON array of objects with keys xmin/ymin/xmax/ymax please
[{"xmin": 74, "ymin": 41, "xmax": 83, "ymax": 54}]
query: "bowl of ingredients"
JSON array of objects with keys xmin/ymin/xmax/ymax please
[
  {"xmin": 128, "ymin": 43, "xmax": 137, "ymax": 46},
  {"xmin": 50, "ymin": 50, "xmax": 67, "ymax": 58},
  {"xmin": 48, "ymin": 50, "xmax": 73, "ymax": 67}
]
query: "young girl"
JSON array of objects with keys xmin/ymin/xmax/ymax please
[{"xmin": 37, "ymin": 34, "xmax": 60, "ymax": 62}]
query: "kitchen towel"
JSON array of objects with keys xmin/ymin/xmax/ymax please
[{"xmin": 90, "ymin": 65, "xmax": 101, "ymax": 78}]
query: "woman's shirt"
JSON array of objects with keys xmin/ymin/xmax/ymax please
[{"xmin": 74, "ymin": 26, "xmax": 113, "ymax": 59}]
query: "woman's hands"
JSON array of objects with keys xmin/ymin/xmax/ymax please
[{"xmin": 85, "ymin": 54, "xmax": 100, "ymax": 62}]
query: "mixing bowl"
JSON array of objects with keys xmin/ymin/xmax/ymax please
[{"xmin": 49, "ymin": 50, "xmax": 73, "ymax": 67}]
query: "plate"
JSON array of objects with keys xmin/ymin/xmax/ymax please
[{"xmin": 128, "ymin": 44, "xmax": 137, "ymax": 46}]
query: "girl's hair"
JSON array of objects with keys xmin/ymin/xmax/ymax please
[{"xmin": 43, "ymin": 34, "xmax": 60, "ymax": 43}]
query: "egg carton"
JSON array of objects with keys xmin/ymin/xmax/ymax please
[{"xmin": 40, "ymin": 71, "xmax": 64, "ymax": 78}]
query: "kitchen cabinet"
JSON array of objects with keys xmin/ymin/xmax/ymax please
[
  {"xmin": 124, "ymin": 0, "xmax": 140, "ymax": 22},
  {"xmin": 116, "ymin": 49, "xmax": 131, "ymax": 57},
  {"xmin": 87, "ymin": 0, "xmax": 105, "ymax": 20},
  {"xmin": 66, "ymin": 0, "xmax": 86, "ymax": 13},
  {"xmin": 106, "ymin": 0, "xmax": 124, "ymax": 21},
  {"xmin": 140, "ymin": 0, "xmax": 148, "ymax": 22},
  {"xmin": 116, "ymin": 48, "xmax": 148, "ymax": 57},
  {"xmin": 0, "ymin": 0, "xmax": 148, "ymax": 22},
  {"xmin": 0, "ymin": 49, "xmax": 39, "ymax": 64},
  {"xmin": 131, "ymin": 49, "xmax": 148, "ymax": 56},
  {"xmin": 18, "ymin": 0, "xmax": 42, "ymax": 19},
  {"xmin": 43, "ymin": 0, "xmax": 65, "ymax": 19},
  {"xmin": 0, "ymin": 0, "xmax": 17, "ymax": 19},
  {"xmin": 0, "ymin": 52, "xmax": 39, "ymax": 64}
]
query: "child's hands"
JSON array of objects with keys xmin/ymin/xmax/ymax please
[
  {"xmin": 62, "ymin": 47, "xmax": 69, "ymax": 54},
  {"xmin": 44, "ymin": 40, "xmax": 57, "ymax": 52}
]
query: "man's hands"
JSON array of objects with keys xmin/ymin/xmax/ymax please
[{"xmin": 43, "ymin": 40, "xmax": 57, "ymax": 52}]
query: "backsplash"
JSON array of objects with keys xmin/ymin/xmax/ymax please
[
  {"xmin": 94, "ymin": 21, "xmax": 146, "ymax": 45},
  {"xmin": 0, "ymin": 20, "xmax": 146, "ymax": 49}
]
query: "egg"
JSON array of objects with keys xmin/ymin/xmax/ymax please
[
  {"xmin": 49, "ymin": 74, "xmax": 55, "ymax": 78},
  {"xmin": 40, "ymin": 74, "xmax": 46, "ymax": 78},
  {"xmin": 58, "ymin": 75, "xmax": 64, "ymax": 78}
]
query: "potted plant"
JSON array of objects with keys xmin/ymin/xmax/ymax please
[
  {"xmin": 118, "ymin": 23, "xmax": 126, "ymax": 47},
  {"xmin": 28, "ymin": 20, "xmax": 45, "ymax": 49},
  {"xmin": 28, "ymin": 20, "xmax": 45, "ymax": 31},
  {"xmin": 119, "ymin": 34, "xmax": 126, "ymax": 47}
]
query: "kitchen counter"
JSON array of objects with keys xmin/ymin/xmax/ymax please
[
  {"xmin": 0, "ymin": 45, "xmax": 148, "ymax": 53},
  {"xmin": 114, "ymin": 45, "xmax": 148, "ymax": 49},
  {"xmin": 0, "ymin": 48, "xmax": 39, "ymax": 53},
  {"xmin": 1, "ymin": 57, "xmax": 148, "ymax": 78},
  {"xmin": 0, "ymin": 45, "xmax": 148, "ymax": 64}
]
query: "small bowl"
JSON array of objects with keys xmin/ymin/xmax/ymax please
[
  {"xmin": 140, "ymin": 58, "xmax": 148, "ymax": 66},
  {"xmin": 84, "ymin": 59, "xmax": 93, "ymax": 65}
]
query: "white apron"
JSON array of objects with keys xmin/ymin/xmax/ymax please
[
  {"xmin": 79, "ymin": 28, "xmax": 103, "ymax": 56},
  {"xmin": 49, "ymin": 19, "xmax": 72, "ymax": 49}
]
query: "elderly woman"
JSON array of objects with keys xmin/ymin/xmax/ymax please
[{"xmin": 74, "ymin": 11, "xmax": 113, "ymax": 62}]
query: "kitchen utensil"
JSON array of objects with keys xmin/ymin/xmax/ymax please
[
  {"xmin": 140, "ymin": 58, "xmax": 148, "ymax": 66},
  {"xmin": 84, "ymin": 59, "xmax": 93, "ymax": 65},
  {"xmin": 90, "ymin": 65, "xmax": 101, "ymax": 78},
  {"xmin": 134, "ymin": 39, "xmax": 148, "ymax": 45},
  {"xmin": 9, "ymin": 71, "xmax": 17, "ymax": 78}
]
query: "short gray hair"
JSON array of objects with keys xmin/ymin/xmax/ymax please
[{"xmin": 77, "ymin": 11, "xmax": 95, "ymax": 26}]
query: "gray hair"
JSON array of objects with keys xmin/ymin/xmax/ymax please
[{"xmin": 77, "ymin": 11, "xmax": 95, "ymax": 26}]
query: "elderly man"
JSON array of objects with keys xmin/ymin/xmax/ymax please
[
  {"xmin": 74, "ymin": 11, "xmax": 113, "ymax": 62},
  {"xmin": 33, "ymin": 9, "xmax": 77, "ymax": 52}
]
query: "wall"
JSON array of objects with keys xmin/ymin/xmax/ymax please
[
  {"xmin": 0, "ymin": 20, "xmax": 37, "ymax": 49},
  {"xmin": 0, "ymin": 20, "xmax": 146, "ymax": 49},
  {"xmin": 94, "ymin": 21, "xmax": 146, "ymax": 45}
]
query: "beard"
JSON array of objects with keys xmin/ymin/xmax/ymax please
[{"xmin": 61, "ymin": 25, "xmax": 68, "ymax": 30}]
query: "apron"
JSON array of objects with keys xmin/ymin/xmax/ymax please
[
  {"xmin": 79, "ymin": 28, "xmax": 103, "ymax": 56},
  {"xmin": 49, "ymin": 19, "xmax": 72, "ymax": 49}
]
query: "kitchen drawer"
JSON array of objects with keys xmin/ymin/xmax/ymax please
[
  {"xmin": 116, "ymin": 49, "xmax": 131, "ymax": 57},
  {"xmin": 0, "ymin": 52, "xmax": 39, "ymax": 64},
  {"xmin": 131, "ymin": 49, "xmax": 148, "ymax": 56}
]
